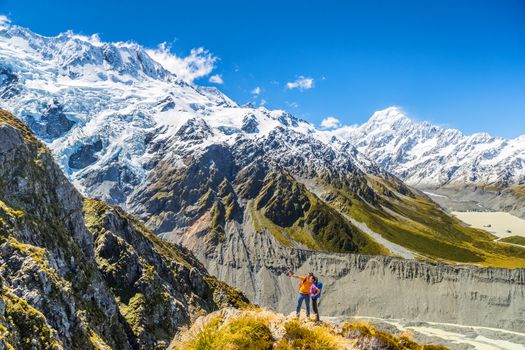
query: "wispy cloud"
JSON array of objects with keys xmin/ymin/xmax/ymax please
[
  {"xmin": 209, "ymin": 74, "xmax": 224, "ymax": 84},
  {"xmin": 320, "ymin": 116, "xmax": 341, "ymax": 129},
  {"xmin": 285, "ymin": 101, "xmax": 299, "ymax": 108},
  {"xmin": 146, "ymin": 42, "xmax": 217, "ymax": 83},
  {"xmin": 251, "ymin": 86, "xmax": 262, "ymax": 95},
  {"xmin": 260, "ymin": 99, "xmax": 267, "ymax": 107},
  {"xmin": 286, "ymin": 76, "xmax": 314, "ymax": 91},
  {"xmin": 0, "ymin": 15, "xmax": 11, "ymax": 27}
]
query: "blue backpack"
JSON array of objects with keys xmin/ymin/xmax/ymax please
[{"xmin": 314, "ymin": 281, "xmax": 323, "ymax": 299}]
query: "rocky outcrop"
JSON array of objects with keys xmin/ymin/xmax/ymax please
[
  {"xmin": 84, "ymin": 199, "xmax": 248, "ymax": 348},
  {"xmin": 0, "ymin": 109, "xmax": 247, "ymax": 349}
]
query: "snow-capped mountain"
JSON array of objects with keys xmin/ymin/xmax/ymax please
[
  {"xmin": 0, "ymin": 23, "xmax": 380, "ymax": 206},
  {"xmin": 3, "ymin": 22, "xmax": 523, "ymax": 270},
  {"xmin": 331, "ymin": 107, "xmax": 525, "ymax": 190}
]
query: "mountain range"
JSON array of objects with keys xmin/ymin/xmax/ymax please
[
  {"xmin": 330, "ymin": 107, "xmax": 525, "ymax": 217},
  {"xmin": 1, "ymin": 23, "xmax": 524, "ymax": 270}
]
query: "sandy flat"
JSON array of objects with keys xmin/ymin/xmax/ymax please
[{"xmin": 452, "ymin": 211, "xmax": 525, "ymax": 238}]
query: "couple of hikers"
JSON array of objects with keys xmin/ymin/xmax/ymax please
[{"xmin": 288, "ymin": 271, "xmax": 323, "ymax": 321}]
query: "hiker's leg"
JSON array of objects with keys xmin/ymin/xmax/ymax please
[
  {"xmin": 305, "ymin": 294, "xmax": 310, "ymax": 317},
  {"xmin": 296, "ymin": 294, "xmax": 305, "ymax": 315},
  {"xmin": 312, "ymin": 298, "xmax": 320, "ymax": 321}
]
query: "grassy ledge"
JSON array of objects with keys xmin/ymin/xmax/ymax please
[{"xmin": 170, "ymin": 307, "xmax": 448, "ymax": 350}]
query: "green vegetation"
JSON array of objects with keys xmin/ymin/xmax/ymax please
[
  {"xmin": 327, "ymin": 176, "xmax": 525, "ymax": 267},
  {"xmin": 0, "ymin": 110, "xmax": 43, "ymax": 149},
  {"xmin": 275, "ymin": 320, "xmax": 341, "ymax": 350},
  {"xmin": 0, "ymin": 200, "xmax": 25, "ymax": 220},
  {"xmin": 500, "ymin": 235, "xmax": 525, "ymax": 247},
  {"xmin": 175, "ymin": 314, "xmax": 273, "ymax": 350},
  {"xmin": 252, "ymin": 171, "xmax": 389, "ymax": 255},
  {"xmin": 1, "ymin": 288, "xmax": 63, "ymax": 350}
]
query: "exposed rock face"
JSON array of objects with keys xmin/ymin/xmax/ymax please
[
  {"xmin": 26, "ymin": 100, "xmax": 76, "ymax": 141},
  {"xmin": 85, "ymin": 199, "xmax": 248, "ymax": 348},
  {"xmin": 68, "ymin": 139, "xmax": 103, "ymax": 169},
  {"xmin": 0, "ymin": 109, "xmax": 247, "ymax": 349}
]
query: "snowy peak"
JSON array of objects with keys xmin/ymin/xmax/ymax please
[
  {"xmin": 332, "ymin": 107, "xmax": 525, "ymax": 189},
  {"xmin": 367, "ymin": 106, "xmax": 409, "ymax": 125},
  {"xmin": 2, "ymin": 22, "xmax": 523, "ymax": 204},
  {"xmin": 0, "ymin": 24, "xmax": 172, "ymax": 83}
]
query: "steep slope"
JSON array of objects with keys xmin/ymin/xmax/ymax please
[
  {"xmin": 0, "ymin": 109, "xmax": 246, "ymax": 349},
  {"xmin": 331, "ymin": 107, "xmax": 525, "ymax": 217}
]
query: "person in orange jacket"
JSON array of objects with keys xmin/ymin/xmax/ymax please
[{"xmin": 288, "ymin": 271, "xmax": 313, "ymax": 318}]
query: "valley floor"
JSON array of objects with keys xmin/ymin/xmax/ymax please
[
  {"xmin": 452, "ymin": 211, "xmax": 525, "ymax": 239},
  {"xmin": 326, "ymin": 316, "xmax": 525, "ymax": 350}
]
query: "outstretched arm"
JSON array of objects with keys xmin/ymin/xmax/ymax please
[{"xmin": 288, "ymin": 272, "xmax": 304, "ymax": 280}]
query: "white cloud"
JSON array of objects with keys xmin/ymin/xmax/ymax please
[
  {"xmin": 286, "ymin": 76, "xmax": 314, "ymax": 91},
  {"xmin": 285, "ymin": 101, "xmax": 299, "ymax": 108},
  {"xmin": 251, "ymin": 86, "xmax": 262, "ymax": 95},
  {"xmin": 209, "ymin": 74, "xmax": 223, "ymax": 84},
  {"xmin": 0, "ymin": 15, "xmax": 11, "ymax": 27},
  {"xmin": 68, "ymin": 31, "xmax": 104, "ymax": 46},
  {"xmin": 320, "ymin": 116, "xmax": 341, "ymax": 129},
  {"xmin": 146, "ymin": 42, "xmax": 217, "ymax": 83},
  {"xmin": 260, "ymin": 99, "xmax": 267, "ymax": 106}
]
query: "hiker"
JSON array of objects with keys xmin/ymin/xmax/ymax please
[
  {"xmin": 288, "ymin": 271, "xmax": 313, "ymax": 318},
  {"xmin": 310, "ymin": 275, "xmax": 322, "ymax": 321}
]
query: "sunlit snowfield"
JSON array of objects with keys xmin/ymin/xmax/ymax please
[{"xmin": 453, "ymin": 212, "xmax": 525, "ymax": 238}]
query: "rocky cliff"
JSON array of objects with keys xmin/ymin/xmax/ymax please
[
  {"xmin": 170, "ymin": 218, "xmax": 525, "ymax": 333},
  {"xmin": 0, "ymin": 109, "xmax": 247, "ymax": 349}
]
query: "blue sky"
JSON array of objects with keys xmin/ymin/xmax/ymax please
[{"xmin": 1, "ymin": 0, "xmax": 525, "ymax": 137}]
